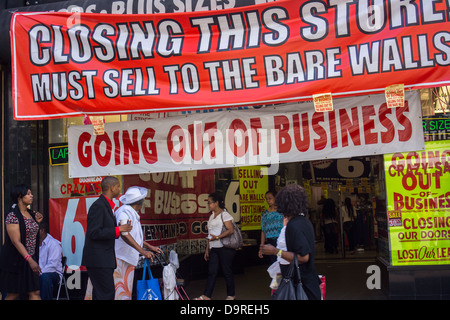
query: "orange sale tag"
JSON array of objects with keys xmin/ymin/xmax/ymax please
[
  {"xmin": 313, "ymin": 93, "xmax": 333, "ymax": 112},
  {"xmin": 385, "ymin": 84, "xmax": 404, "ymax": 108}
]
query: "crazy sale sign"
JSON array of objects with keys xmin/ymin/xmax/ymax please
[
  {"xmin": 385, "ymin": 140, "xmax": 450, "ymax": 266},
  {"xmin": 10, "ymin": 0, "xmax": 450, "ymax": 120},
  {"xmin": 239, "ymin": 166, "xmax": 268, "ymax": 230}
]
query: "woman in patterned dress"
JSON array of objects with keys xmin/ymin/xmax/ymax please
[{"xmin": 0, "ymin": 184, "xmax": 43, "ymax": 300}]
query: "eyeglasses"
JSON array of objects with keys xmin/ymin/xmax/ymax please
[{"xmin": 207, "ymin": 201, "xmax": 216, "ymax": 205}]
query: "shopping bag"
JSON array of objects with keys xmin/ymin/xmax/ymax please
[
  {"xmin": 271, "ymin": 254, "xmax": 308, "ymax": 300},
  {"xmin": 319, "ymin": 275, "xmax": 326, "ymax": 300},
  {"xmin": 136, "ymin": 259, "xmax": 162, "ymax": 300}
]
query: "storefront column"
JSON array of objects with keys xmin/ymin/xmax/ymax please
[
  {"xmin": 1, "ymin": 66, "xmax": 4, "ymax": 244},
  {"xmin": 2, "ymin": 68, "xmax": 32, "ymax": 216}
]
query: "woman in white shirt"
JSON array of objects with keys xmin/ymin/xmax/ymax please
[{"xmin": 195, "ymin": 193, "xmax": 236, "ymax": 300}]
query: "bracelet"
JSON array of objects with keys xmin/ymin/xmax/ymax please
[{"xmin": 24, "ymin": 254, "xmax": 31, "ymax": 262}]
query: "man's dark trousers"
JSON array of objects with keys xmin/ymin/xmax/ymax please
[{"xmin": 87, "ymin": 268, "xmax": 115, "ymax": 300}]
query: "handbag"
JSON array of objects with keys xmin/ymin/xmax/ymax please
[
  {"xmin": 220, "ymin": 212, "xmax": 243, "ymax": 249},
  {"xmin": 136, "ymin": 259, "xmax": 162, "ymax": 300},
  {"xmin": 271, "ymin": 253, "xmax": 308, "ymax": 300}
]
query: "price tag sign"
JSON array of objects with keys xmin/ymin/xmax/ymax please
[
  {"xmin": 89, "ymin": 116, "xmax": 105, "ymax": 135},
  {"xmin": 385, "ymin": 84, "xmax": 404, "ymax": 108},
  {"xmin": 313, "ymin": 93, "xmax": 333, "ymax": 112}
]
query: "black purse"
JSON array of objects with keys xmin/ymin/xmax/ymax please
[{"xmin": 271, "ymin": 253, "xmax": 308, "ymax": 300}]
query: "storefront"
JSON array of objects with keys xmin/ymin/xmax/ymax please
[{"xmin": 1, "ymin": 0, "xmax": 450, "ymax": 299}]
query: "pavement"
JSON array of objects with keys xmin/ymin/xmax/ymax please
[
  {"xmin": 57, "ymin": 243, "xmax": 387, "ymax": 301},
  {"xmin": 184, "ymin": 256, "xmax": 387, "ymax": 300}
]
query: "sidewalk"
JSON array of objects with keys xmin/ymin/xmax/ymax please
[{"xmin": 184, "ymin": 258, "xmax": 387, "ymax": 300}]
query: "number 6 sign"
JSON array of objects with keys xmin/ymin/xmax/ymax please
[{"xmin": 50, "ymin": 196, "xmax": 109, "ymax": 269}]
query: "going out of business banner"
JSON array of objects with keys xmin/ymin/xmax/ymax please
[
  {"xmin": 68, "ymin": 92, "xmax": 424, "ymax": 178},
  {"xmin": 11, "ymin": 0, "xmax": 450, "ymax": 120},
  {"xmin": 385, "ymin": 140, "xmax": 450, "ymax": 266}
]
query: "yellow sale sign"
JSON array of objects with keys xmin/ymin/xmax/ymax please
[
  {"xmin": 238, "ymin": 166, "xmax": 268, "ymax": 231},
  {"xmin": 385, "ymin": 140, "xmax": 450, "ymax": 265}
]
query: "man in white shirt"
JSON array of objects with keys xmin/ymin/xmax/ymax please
[{"xmin": 38, "ymin": 222, "xmax": 62, "ymax": 300}]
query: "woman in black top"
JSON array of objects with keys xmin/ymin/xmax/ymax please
[
  {"xmin": 0, "ymin": 184, "xmax": 43, "ymax": 300},
  {"xmin": 260, "ymin": 184, "xmax": 321, "ymax": 300}
]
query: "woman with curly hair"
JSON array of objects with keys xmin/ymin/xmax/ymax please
[{"xmin": 260, "ymin": 184, "xmax": 321, "ymax": 300}]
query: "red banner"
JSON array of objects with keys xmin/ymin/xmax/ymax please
[
  {"xmin": 122, "ymin": 170, "xmax": 215, "ymax": 252},
  {"xmin": 11, "ymin": 0, "xmax": 450, "ymax": 120}
]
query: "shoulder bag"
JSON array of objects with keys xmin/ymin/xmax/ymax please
[
  {"xmin": 271, "ymin": 253, "xmax": 308, "ymax": 300},
  {"xmin": 220, "ymin": 212, "xmax": 243, "ymax": 249}
]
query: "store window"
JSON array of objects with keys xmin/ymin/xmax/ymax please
[
  {"xmin": 46, "ymin": 87, "xmax": 450, "ymax": 269},
  {"xmin": 48, "ymin": 115, "xmax": 127, "ymax": 267},
  {"xmin": 49, "ymin": 115, "xmax": 126, "ymax": 198},
  {"xmin": 420, "ymin": 86, "xmax": 450, "ymax": 116}
]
